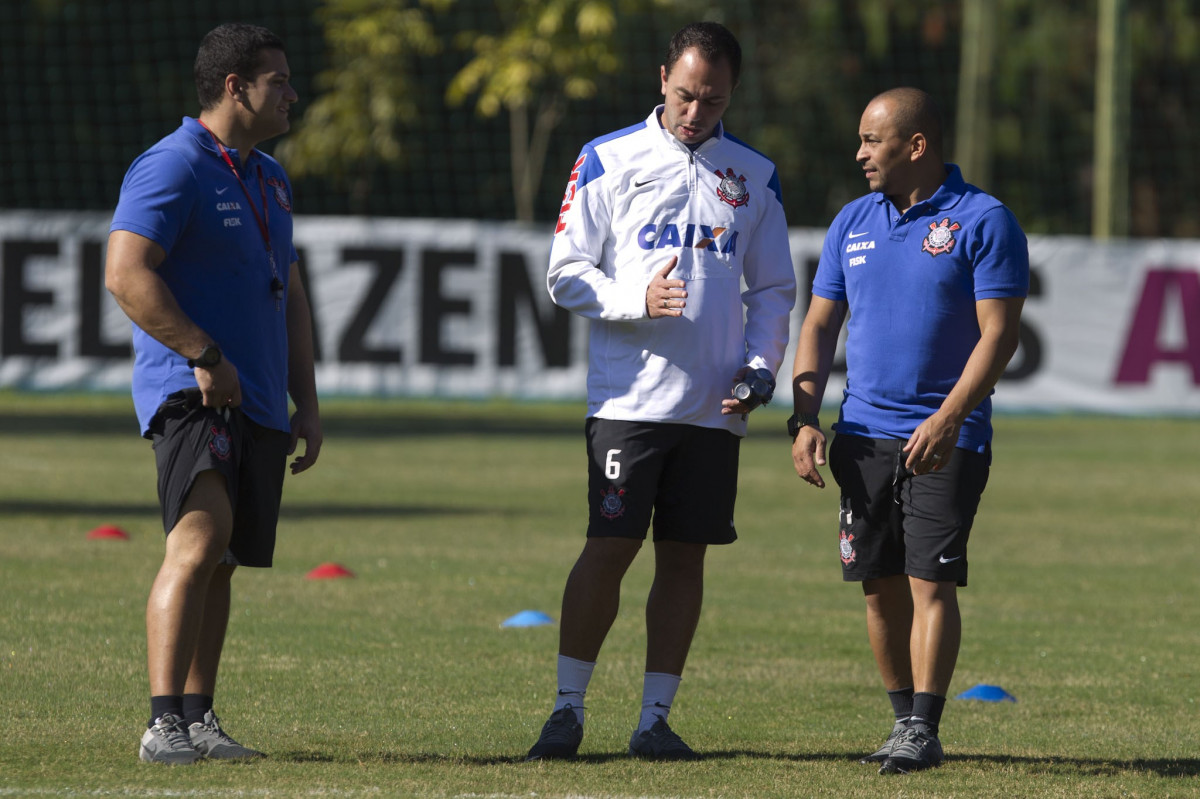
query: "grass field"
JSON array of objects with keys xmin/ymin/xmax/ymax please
[{"xmin": 1, "ymin": 391, "xmax": 1199, "ymax": 798}]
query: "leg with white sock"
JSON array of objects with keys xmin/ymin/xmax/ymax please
[
  {"xmin": 527, "ymin": 538, "xmax": 641, "ymax": 760},
  {"xmin": 637, "ymin": 671, "xmax": 681, "ymax": 732},
  {"xmin": 628, "ymin": 541, "xmax": 705, "ymax": 760},
  {"xmin": 557, "ymin": 537, "xmax": 643, "ymax": 725},
  {"xmin": 553, "ymin": 654, "xmax": 595, "ymax": 726}
]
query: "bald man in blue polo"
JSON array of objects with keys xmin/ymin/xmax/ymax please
[{"xmin": 788, "ymin": 87, "xmax": 1029, "ymax": 775}]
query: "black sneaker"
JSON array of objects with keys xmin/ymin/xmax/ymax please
[
  {"xmin": 878, "ymin": 723, "xmax": 944, "ymax": 774},
  {"xmin": 628, "ymin": 715, "xmax": 697, "ymax": 761},
  {"xmin": 859, "ymin": 720, "xmax": 906, "ymax": 764},
  {"xmin": 526, "ymin": 705, "xmax": 583, "ymax": 761}
]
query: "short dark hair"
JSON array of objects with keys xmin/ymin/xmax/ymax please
[
  {"xmin": 194, "ymin": 23, "xmax": 286, "ymax": 110},
  {"xmin": 664, "ymin": 21, "xmax": 741, "ymax": 85},
  {"xmin": 875, "ymin": 87, "xmax": 945, "ymax": 157}
]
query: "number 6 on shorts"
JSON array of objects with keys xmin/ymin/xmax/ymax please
[{"xmin": 605, "ymin": 449, "xmax": 622, "ymax": 480}]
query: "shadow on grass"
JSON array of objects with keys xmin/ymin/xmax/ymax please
[
  {"xmin": 269, "ymin": 748, "xmax": 1200, "ymax": 776},
  {"xmin": 268, "ymin": 750, "xmax": 684, "ymax": 766},
  {"xmin": 0, "ymin": 413, "xmax": 138, "ymax": 436},
  {"xmin": 0, "ymin": 412, "xmax": 583, "ymax": 439},
  {"xmin": 949, "ymin": 753, "xmax": 1200, "ymax": 777},
  {"xmin": 269, "ymin": 749, "xmax": 842, "ymax": 766},
  {"xmin": 0, "ymin": 499, "xmax": 488, "ymax": 519}
]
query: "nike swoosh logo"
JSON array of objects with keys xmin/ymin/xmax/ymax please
[
  {"xmin": 634, "ymin": 178, "xmax": 659, "ymax": 187},
  {"xmin": 216, "ymin": 187, "xmax": 230, "ymax": 195},
  {"xmin": 848, "ymin": 231, "xmax": 869, "ymax": 238},
  {"xmin": 938, "ymin": 555, "xmax": 961, "ymax": 564}
]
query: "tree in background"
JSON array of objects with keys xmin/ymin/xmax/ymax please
[
  {"xmin": 278, "ymin": 0, "xmax": 451, "ymax": 213},
  {"xmin": 40, "ymin": 0, "xmax": 1181, "ymax": 233},
  {"xmin": 278, "ymin": 0, "xmax": 684, "ymax": 221},
  {"xmin": 445, "ymin": 0, "xmax": 679, "ymax": 223},
  {"xmin": 1126, "ymin": 3, "xmax": 1200, "ymax": 237},
  {"xmin": 748, "ymin": 0, "xmax": 1198, "ymax": 237}
]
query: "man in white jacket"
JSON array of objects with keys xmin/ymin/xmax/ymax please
[{"xmin": 526, "ymin": 21, "xmax": 796, "ymax": 762}]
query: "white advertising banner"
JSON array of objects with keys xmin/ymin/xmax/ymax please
[{"xmin": 1, "ymin": 211, "xmax": 1198, "ymax": 415}]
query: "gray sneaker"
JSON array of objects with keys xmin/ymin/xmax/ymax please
[
  {"xmin": 878, "ymin": 723, "xmax": 944, "ymax": 774},
  {"xmin": 139, "ymin": 713, "xmax": 202, "ymax": 764},
  {"xmin": 526, "ymin": 705, "xmax": 583, "ymax": 761},
  {"xmin": 628, "ymin": 715, "xmax": 697, "ymax": 761},
  {"xmin": 188, "ymin": 710, "xmax": 265, "ymax": 759},
  {"xmin": 859, "ymin": 720, "xmax": 907, "ymax": 764}
]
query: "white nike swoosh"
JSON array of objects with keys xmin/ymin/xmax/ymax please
[
  {"xmin": 216, "ymin": 187, "xmax": 229, "ymax": 195},
  {"xmin": 938, "ymin": 555, "xmax": 961, "ymax": 564},
  {"xmin": 848, "ymin": 231, "xmax": 869, "ymax": 238}
]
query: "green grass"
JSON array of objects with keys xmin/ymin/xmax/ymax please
[{"xmin": 2, "ymin": 392, "xmax": 1199, "ymax": 797}]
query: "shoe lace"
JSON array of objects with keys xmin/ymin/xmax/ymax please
[
  {"xmin": 541, "ymin": 705, "xmax": 581, "ymax": 741},
  {"xmin": 155, "ymin": 714, "xmax": 193, "ymax": 750},
  {"xmin": 892, "ymin": 725, "xmax": 932, "ymax": 754},
  {"xmin": 646, "ymin": 716, "xmax": 687, "ymax": 749},
  {"xmin": 199, "ymin": 712, "xmax": 239, "ymax": 744},
  {"xmin": 870, "ymin": 724, "xmax": 904, "ymax": 755}
]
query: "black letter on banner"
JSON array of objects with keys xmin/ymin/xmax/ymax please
[
  {"xmin": 294, "ymin": 250, "xmax": 323, "ymax": 362},
  {"xmin": 338, "ymin": 248, "xmax": 403, "ymax": 363},
  {"xmin": 802, "ymin": 254, "xmax": 819, "ymax": 299},
  {"xmin": 497, "ymin": 251, "xmax": 570, "ymax": 366},
  {"xmin": 1002, "ymin": 266, "xmax": 1043, "ymax": 381},
  {"xmin": 80, "ymin": 241, "xmax": 132, "ymax": 358},
  {"xmin": 2, "ymin": 239, "xmax": 59, "ymax": 357},
  {"xmin": 420, "ymin": 249, "xmax": 475, "ymax": 366}
]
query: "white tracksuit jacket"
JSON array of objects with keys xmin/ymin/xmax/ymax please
[{"xmin": 548, "ymin": 106, "xmax": 797, "ymax": 435}]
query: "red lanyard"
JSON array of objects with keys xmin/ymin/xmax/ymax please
[
  {"xmin": 197, "ymin": 119, "xmax": 283, "ymax": 309},
  {"xmin": 196, "ymin": 117, "xmax": 272, "ymax": 249}
]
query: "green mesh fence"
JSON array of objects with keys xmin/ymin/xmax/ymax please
[{"xmin": 1, "ymin": 1, "xmax": 1196, "ymax": 237}]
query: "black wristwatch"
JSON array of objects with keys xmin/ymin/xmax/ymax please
[
  {"xmin": 787, "ymin": 412, "xmax": 821, "ymax": 440},
  {"xmin": 187, "ymin": 344, "xmax": 222, "ymax": 369}
]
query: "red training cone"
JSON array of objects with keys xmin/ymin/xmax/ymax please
[
  {"xmin": 87, "ymin": 525, "xmax": 130, "ymax": 540},
  {"xmin": 306, "ymin": 562, "xmax": 355, "ymax": 580}
]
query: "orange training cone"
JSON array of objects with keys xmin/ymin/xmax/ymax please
[
  {"xmin": 306, "ymin": 562, "xmax": 355, "ymax": 579},
  {"xmin": 87, "ymin": 525, "xmax": 130, "ymax": 540}
]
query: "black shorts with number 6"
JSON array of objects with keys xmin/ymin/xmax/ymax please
[
  {"xmin": 828, "ymin": 433, "xmax": 990, "ymax": 586},
  {"xmin": 585, "ymin": 418, "xmax": 740, "ymax": 545}
]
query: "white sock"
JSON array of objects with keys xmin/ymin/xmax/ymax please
[
  {"xmin": 637, "ymin": 671, "xmax": 681, "ymax": 732},
  {"xmin": 553, "ymin": 654, "xmax": 595, "ymax": 725}
]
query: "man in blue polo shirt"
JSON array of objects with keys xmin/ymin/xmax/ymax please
[
  {"xmin": 788, "ymin": 87, "xmax": 1028, "ymax": 774},
  {"xmin": 106, "ymin": 23, "xmax": 321, "ymax": 764}
]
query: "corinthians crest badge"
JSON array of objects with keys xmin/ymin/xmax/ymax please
[
  {"xmin": 922, "ymin": 217, "xmax": 960, "ymax": 256},
  {"xmin": 599, "ymin": 486, "xmax": 626, "ymax": 520},
  {"xmin": 209, "ymin": 425, "xmax": 232, "ymax": 461},
  {"xmin": 714, "ymin": 168, "xmax": 749, "ymax": 208},
  {"xmin": 267, "ymin": 176, "xmax": 292, "ymax": 213},
  {"xmin": 839, "ymin": 530, "xmax": 856, "ymax": 565}
]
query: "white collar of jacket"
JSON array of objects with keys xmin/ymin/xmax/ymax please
[{"xmin": 646, "ymin": 105, "xmax": 726, "ymax": 155}]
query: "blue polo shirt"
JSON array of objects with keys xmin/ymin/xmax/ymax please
[
  {"xmin": 812, "ymin": 164, "xmax": 1029, "ymax": 451},
  {"xmin": 110, "ymin": 117, "xmax": 297, "ymax": 436}
]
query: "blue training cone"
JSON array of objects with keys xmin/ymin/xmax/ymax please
[
  {"xmin": 955, "ymin": 683, "xmax": 1017, "ymax": 702},
  {"xmin": 500, "ymin": 610, "xmax": 554, "ymax": 628}
]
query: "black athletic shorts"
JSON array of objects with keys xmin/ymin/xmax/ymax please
[
  {"xmin": 148, "ymin": 389, "xmax": 289, "ymax": 568},
  {"xmin": 828, "ymin": 433, "xmax": 990, "ymax": 586},
  {"xmin": 585, "ymin": 417, "xmax": 739, "ymax": 545}
]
